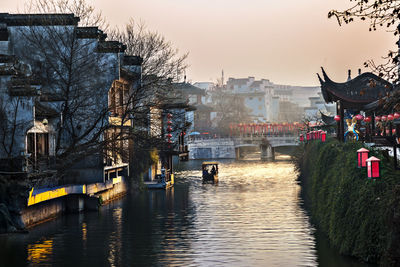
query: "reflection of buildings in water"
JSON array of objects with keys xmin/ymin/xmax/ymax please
[
  {"xmin": 27, "ymin": 238, "xmax": 53, "ymax": 265},
  {"xmin": 166, "ymin": 187, "xmax": 175, "ymax": 212},
  {"xmin": 108, "ymin": 207, "xmax": 123, "ymax": 267},
  {"xmin": 82, "ymin": 222, "xmax": 87, "ymax": 242}
]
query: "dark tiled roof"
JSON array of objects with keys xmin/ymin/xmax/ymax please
[
  {"xmin": 195, "ymin": 103, "xmax": 213, "ymax": 112},
  {"xmin": 1, "ymin": 13, "xmax": 80, "ymax": 26},
  {"xmin": 320, "ymin": 111, "xmax": 335, "ymax": 125},
  {"xmin": 318, "ymin": 67, "xmax": 392, "ymax": 109},
  {"xmin": 173, "ymin": 83, "xmax": 205, "ymax": 95},
  {"xmin": 97, "ymin": 41, "xmax": 126, "ymax": 53},
  {"xmin": 35, "ymin": 101, "xmax": 58, "ymax": 118},
  {"xmin": 76, "ymin": 27, "xmax": 104, "ymax": 39}
]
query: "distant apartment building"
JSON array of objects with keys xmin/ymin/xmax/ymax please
[{"xmin": 226, "ymin": 77, "xmax": 269, "ymax": 123}]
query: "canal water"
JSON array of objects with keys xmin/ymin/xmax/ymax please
[{"xmin": 0, "ymin": 155, "xmax": 372, "ymax": 266}]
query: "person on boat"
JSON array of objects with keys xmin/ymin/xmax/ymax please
[
  {"xmin": 211, "ymin": 166, "xmax": 216, "ymax": 176},
  {"xmin": 203, "ymin": 167, "xmax": 208, "ymax": 178}
]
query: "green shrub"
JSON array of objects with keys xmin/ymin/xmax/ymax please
[{"xmin": 293, "ymin": 138, "xmax": 400, "ymax": 264}]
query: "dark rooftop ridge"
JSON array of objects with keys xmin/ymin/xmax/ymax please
[
  {"xmin": 97, "ymin": 41, "xmax": 126, "ymax": 53},
  {"xmin": 1, "ymin": 13, "xmax": 80, "ymax": 26},
  {"xmin": 76, "ymin": 27, "xmax": 106, "ymax": 40}
]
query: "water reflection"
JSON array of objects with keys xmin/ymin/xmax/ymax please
[
  {"xmin": 27, "ymin": 238, "xmax": 53, "ymax": 265},
  {"xmin": 108, "ymin": 207, "xmax": 122, "ymax": 267},
  {"xmin": 0, "ymin": 156, "xmax": 370, "ymax": 266}
]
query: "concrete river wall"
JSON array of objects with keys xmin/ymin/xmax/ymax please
[{"xmin": 21, "ymin": 177, "xmax": 127, "ymax": 228}]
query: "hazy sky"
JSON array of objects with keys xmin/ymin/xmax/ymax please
[{"xmin": 2, "ymin": 0, "xmax": 397, "ymax": 86}]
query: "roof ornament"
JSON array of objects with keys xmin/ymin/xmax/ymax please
[{"xmin": 321, "ymin": 67, "xmax": 333, "ymax": 83}]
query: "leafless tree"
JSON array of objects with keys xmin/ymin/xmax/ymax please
[
  {"xmin": 210, "ymin": 86, "xmax": 251, "ymax": 135},
  {"xmin": 109, "ymin": 20, "xmax": 189, "ymax": 168},
  {"xmin": 328, "ymin": 0, "xmax": 400, "ymax": 83},
  {"xmin": 328, "ymin": 0, "xmax": 400, "ymax": 111},
  {"xmin": 7, "ymin": 14, "xmax": 118, "ymax": 175},
  {"xmin": 110, "ymin": 20, "xmax": 188, "ymax": 86}
]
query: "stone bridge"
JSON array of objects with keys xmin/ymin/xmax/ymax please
[
  {"xmin": 187, "ymin": 134, "xmax": 298, "ymax": 160},
  {"xmin": 232, "ymin": 134, "xmax": 298, "ymax": 160}
]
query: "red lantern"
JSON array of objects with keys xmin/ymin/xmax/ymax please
[
  {"xmin": 355, "ymin": 114, "xmax": 364, "ymax": 121},
  {"xmin": 167, "ymin": 126, "xmax": 173, "ymax": 132},
  {"xmin": 321, "ymin": 131, "xmax": 326, "ymax": 142},
  {"xmin": 357, "ymin": 148, "xmax": 369, "ymax": 168},
  {"xmin": 167, "ymin": 113, "xmax": 173, "ymax": 119},
  {"xmin": 388, "ymin": 114, "xmax": 394, "ymax": 121},
  {"xmin": 300, "ymin": 134, "xmax": 304, "ymax": 142},
  {"xmin": 306, "ymin": 132, "xmax": 310, "ymax": 141},
  {"xmin": 318, "ymin": 130, "xmax": 323, "ymax": 139},
  {"xmin": 364, "ymin": 116, "xmax": 371, "ymax": 123},
  {"xmin": 366, "ymin": 156, "xmax": 380, "ymax": 178},
  {"xmin": 334, "ymin": 115, "xmax": 341, "ymax": 122},
  {"xmin": 381, "ymin": 115, "xmax": 387, "ymax": 121},
  {"xmin": 394, "ymin": 112, "xmax": 400, "ymax": 119},
  {"xmin": 375, "ymin": 116, "xmax": 381, "ymax": 122},
  {"xmin": 167, "ymin": 120, "xmax": 172, "ymax": 125},
  {"xmin": 166, "ymin": 133, "xmax": 172, "ymax": 138}
]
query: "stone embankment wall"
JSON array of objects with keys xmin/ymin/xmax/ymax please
[
  {"xmin": 293, "ymin": 139, "xmax": 400, "ymax": 265},
  {"xmin": 0, "ymin": 177, "xmax": 128, "ymax": 232}
]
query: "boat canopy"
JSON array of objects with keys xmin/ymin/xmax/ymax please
[{"xmin": 202, "ymin": 161, "xmax": 218, "ymax": 166}]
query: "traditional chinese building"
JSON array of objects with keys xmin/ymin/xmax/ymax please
[
  {"xmin": 0, "ymin": 13, "xmax": 142, "ymax": 184},
  {"xmin": 318, "ymin": 67, "xmax": 393, "ymax": 142}
]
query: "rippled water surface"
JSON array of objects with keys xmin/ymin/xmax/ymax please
[{"xmin": 0, "ymin": 156, "xmax": 369, "ymax": 266}]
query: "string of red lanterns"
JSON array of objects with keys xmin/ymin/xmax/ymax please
[
  {"xmin": 166, "ymin": 113, "xmax": 173, "ymax": 147},
  {"xmin": 299, "ymin": 130, "xmax": 327, "ymax": 142},
  {"xmin": 229, "ymin": 123, "xmax": 302, "ymax": 136}
]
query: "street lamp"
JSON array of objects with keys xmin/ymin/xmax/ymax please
[
  {"xmin": 366, "ymin": 156, "xmax": 380, "ymax": 178},
  {"xmin": 321, "ymin": 131, "xmax": 326, "ymax": 142},
  {"xmin": 357, "ymin": 148, "xmax": 369, "ymax": 168}
]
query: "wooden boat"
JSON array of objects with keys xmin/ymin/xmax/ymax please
[
  {"xmin": 202, "ymin": 161, "xmax": 219, "ymax": 183},
  {"xmin": 144, "ymin": 180, "xmax": 173, "ymax": 189},
  {"xmin": 144, "ymin": 171, "xmax": 174, "ymax": 189}
]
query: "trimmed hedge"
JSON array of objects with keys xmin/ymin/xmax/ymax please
[{"xmin": 293, "ymin": 138, "xmax": 400, "ymax": 265}]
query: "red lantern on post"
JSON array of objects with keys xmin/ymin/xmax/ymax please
[
  {"xmin": 318, "ymin": 130, "xmax": 323, "ymax": 139},
  {"xmin": 366, "ymin": 156, "xmax": 380, "ymax": 178},
  {"xmin": 357, "ymin": 148, "xmax": 369, "ymax": 168},
  {"xmin": 306, "ymin": 132, "xmax": 310, "ymax": 141},
  {"xmin": 321, "ymin": 131, "xmax": 326, "ymax": 142},
  {"xmin": 299, "ymin": 134, "xmax": 304, "ymax": 142}
]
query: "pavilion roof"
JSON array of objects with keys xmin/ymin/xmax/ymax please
[
  {"xmin": 317, "ymin": 67, "xmax": 393, "ymax": 109},
  {"xmin": 320, "ymin": 111, "xmax": 335, "ymax": 126}
]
